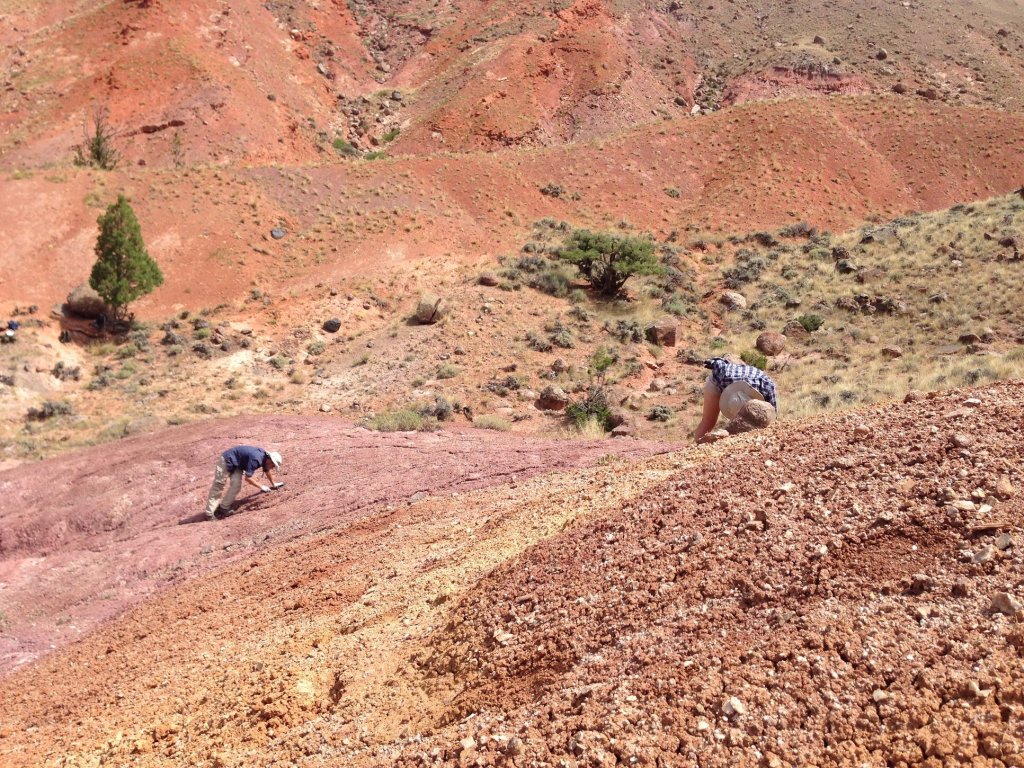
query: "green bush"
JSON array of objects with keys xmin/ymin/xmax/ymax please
[
  {"xmin": 367, "ymin": 409, "xmax": 437, "ymax": 432},
  {"xmin": 741, "ymin": 350, "xmax": 768, "ymax": 370},
  {"xmin": 529, "ymin": 265, "xmax": 573, "ymax": 297},
  {"xmin": 648, "ymin": 404, "xmax": 672, "ymax": 422},
  {"xmin": 307, "ymin": 340, "xmax": 326, "ymax": 356},
  {"xmin": 556, "ymin": 230, "xmax": 663, "ymax": 296},
  {"xmin": 797, "ymin": 313, "xmax": 825, "ymax": 332},
  {"xmin": 566, "ymin": 386, "xmax": 613, "ymax": 431},
  {"xmin": 382, "ymin": 128, "xmax": 401, "ymax": 143},
  {"xmin": 436, "ymin": 363, "xmax": 459, "ymax": 379}
]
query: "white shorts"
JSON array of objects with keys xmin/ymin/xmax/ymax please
[{"xmin": 705, "ymin": 374, "xmax": 765, "ymax": 420}]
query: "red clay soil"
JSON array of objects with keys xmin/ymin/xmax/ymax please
[
  {"xmin": 0, "ymin": 415, "xmax": 674, "ymax": 674},
  {"xmin": 387, "ymin": 383, "xmax": 1024, "ymax": 767},
  {"xmin": 0, "ymin": 384, "xmax": 1020, "ymax": 768}
]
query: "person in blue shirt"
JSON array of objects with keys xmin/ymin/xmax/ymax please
[
  {"xmin": 694, "ymin": 357, "xmax": 778, "ymax": 443},
  {"xmin": 205, "ymin": 445, "xmax": 283, "ymax": 519}
]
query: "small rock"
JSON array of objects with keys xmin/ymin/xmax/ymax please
[
  {"xmin": 872, "ymin": 689, "xmax": 889, "ymax": 703},
  {"xmin": 700, "ymin": 429, "xmax": 730, "ymax": 444},
  {"xmin": 853, "ymin": 424, "xmax": 873, "ymax": 440},
  {"xmin": 990, "ymin": 592, "xmax": 1022, "ymax": 615},
  {"xmin": 722, "ymin": 697, "xmax": 745, "ymax": 716},
  {"xmin": 270, "ymin": 227, "xmax": 287, "ymax": 239},
  {"xmin": 478, "ymin": 271, "xmax": 499, "ymax": 287},
  {"xmin": 950, "ymin": 433, "xmax": 973, "ymax": 448},
  {"xmin": 972, "ymin": 544, "xmax": 997, "ymax": 564},
  {"xmin": 319, "ymin": 404, "xmax": 332, "ymax": 413},
  {"xmin": 813, "ymin": 34, "xmax": 826, "ymax": 45},
  {"xmin": 952, "ymin": 578, "xmax": 971, "ymax": 597},
  {"xmin": 323, "ymin": 318, "xmax": 342, "ymax": 333},
  {"xmin": 994, "ymin": 475, "xmax": 1015, "ymax": 499},
  {"xmin": 459, "ymin": 736, "xmax": 477, "ymax": 753},
  {"xmin": 881, "ymin": 345, "xmax": 903, "ymax": 359},
  {"xmin": 903, "ymin": 390, "xmax": 926, "ymax": 403},
  {"xmin": 649, "ymin": 377, "xmax": 669, "ymax": 392},
  {"xmin": 875, "ymin": 48, "xmax": 888, "ymax": 60},
  {"xmin": 994, "ymin": 533, "xmax": 1013, "ymax": 551},
  {"xmin": 909, "ymin": 573, "xmax": 934, "ymax": 594},
  {"xmin": 964, "ymin": 397, "xmax": 982, "ymax": 407}
]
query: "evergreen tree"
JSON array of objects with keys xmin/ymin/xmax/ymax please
[
  {"xmin": 556, "ymin": 229, "xmax": 663, "ymax": 296},
  {"xmin": 89, "ymin": 195, "xmax": 163, "ymax": 321}
]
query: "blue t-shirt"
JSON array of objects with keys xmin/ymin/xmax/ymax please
[{"xmin": 222, "ymin": 445, "xmax": 268, "ymax": 477}]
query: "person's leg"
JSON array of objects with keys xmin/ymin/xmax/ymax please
[
  {"xmin": 694, "ymin": 376, "xmax": 722, "ymax": 443},
  {"xmin": 205, "ymin": 458, "xmax": 229, "ymax": 518},
  {"xmin": 220, "ymin": 470, "xmax": 244, "ymax": 510}
]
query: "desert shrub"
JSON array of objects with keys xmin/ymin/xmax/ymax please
[
  {"xmin": 664, "ymin": 187, "xmax": 681, "ymax": 198},
  {"xmin": 723, "ymin": 249, "xmax": 768, "ymax": 288},
  {"xmin": 27, "ymin": 401, "xmax": 73, "ymax": 421},
  {"xmin": 529, "ymin": 265, "xmax": 574, "ymax": 297},
  {"xmin": 568, "ymin": 304, "xmax": 591, "ymax": 322},
  {"xmin": 547, "ymin": 320, "xmax": 575, "ymax": 349},
  {"xmin": 566, "ymin": 386, "xmax": 612, "ymax": 431},
  {"xmin": 193, "ymin": 327, "xmax": 211, "ymax": 340},
  {"xmin": 607, "ymin": 319, "xmax": 645, "ymax": 343},
  {"xmin": 648, "ymin": 404, "xmax": 673, "ymax": 422},
  {"xmin": 307, "ymin": 340, "xmax": 326, "ymax": 356},
  {"xmin": 436, "ymin": 364, "xmax": 459, "ymax": 379},
  {"xmin": 367, "ymin": 409, "xmax": 437, "ymax": 432},
  {"xmin": 568, "ymin": 288, "xmax": 588, "ymax": 304},
  {"xmin": 752, "ymin": 231, "xmax": 779, "ymax": 247},
  {"xmin": 73, "ymin": 106, "xmax": 119, "ymax": 170},
  {"xmin": 51, "ymin": 361, "xmax": 81, "ymax": 381},
  {"xmin": 473, "ymin": 415, "xmax": 511, "ymax": 431},
  {"xmin": 539, "ymin": 183, "xmax": 564, "ymax": 198},
  {"xmin": 556, "ymin": 229, "xmax": 663, "ymax": 296},
  {"xmin": 269, "ymin": 355, "xmax": 289, "ymax": 369},
  {"xmin": 487, "ymin": 375, "xmax": 523, "ymax": 396},
  {"xmin": 661, "ymin": 293, "xmax": 692, "ymax": 316},
  {"xmin": 741, "ymin": 350, "xmax": 768, "ymax": 370},
  {"xmin": 527, "ymin": 331, "xmax": 553, "ymax": 352},
  {"xmin": 382, "ymin": 128, "xmax": 401, "ymax": 143},
  {"xmin": 797, "ymin": 313, "xmax": 825, "ymax": 332},
  {"xmin": 417, "ymin": 395, "xmax": 454, "ymax": 421},
  {"xmin": 591, "ymin": 346, "xmax": 618, "ymax": 379}
]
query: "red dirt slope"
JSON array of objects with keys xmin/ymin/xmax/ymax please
[
  {"xmin": 0, "ymin": 384, "xmax": 1020, "ymax": 767},
  {"xmin": 0, "ymin": 415, "xmax": 674, "ymax": 674}
]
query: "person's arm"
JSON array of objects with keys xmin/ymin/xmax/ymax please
[
  {"xmin": 245, "ymin": 474, "xmax": 269, "ymax": 492},
  {"xmin": 694, "ymin": 386, "xmax": 722, "ymax": 443}
]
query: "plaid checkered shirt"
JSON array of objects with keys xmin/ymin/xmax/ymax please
[{"xmin": 706, "ymin": 357, "xmax": 778, "ymax": 410}]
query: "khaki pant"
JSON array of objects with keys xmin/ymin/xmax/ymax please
[{"xmin": 206, "ymin": 457, "xmax": 242, "ymax": 517}]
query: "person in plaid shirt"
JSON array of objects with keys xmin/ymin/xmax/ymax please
[{"xmin": 693, "ymin": 356, "xmax": 778, "ymax": 442}]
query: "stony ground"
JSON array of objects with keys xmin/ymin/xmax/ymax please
[{"xmin": 0, "ymin": 382, "xmax": 1020, "ymax": 767}]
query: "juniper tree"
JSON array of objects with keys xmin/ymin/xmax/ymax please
[
  {"xmin": 556, "ymin": 229, "xmax": 663, "ymax": 296},
  {"xmin": 89, "ymin": 195, "xmax": 163, "ymax": 322}
]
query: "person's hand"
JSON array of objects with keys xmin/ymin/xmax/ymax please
[
  {"xmin": 272, "ymin": 482, "xmax": 285, "ymax": 490},
  {"xmin": 260, "ymin": 485, "xmax": 271, "ymax": 493}
]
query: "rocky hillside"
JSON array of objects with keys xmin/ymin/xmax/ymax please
[{"xmin": 0, "ymin": 381, "xmax": 1020, "ymax": 767}]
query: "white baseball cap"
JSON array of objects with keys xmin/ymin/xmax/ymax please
[{"xmin": 267, "ymin": 451, "xmax": 282, "ymax": 468}]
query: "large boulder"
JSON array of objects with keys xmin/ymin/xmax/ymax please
[
  {"xmin": 536, "ymin": 385, "xmax": 570, "ymax": 411},
  {"xmin": 720, "ymin": 291, "xmax": 747, "ymax": 311},
  {"xmin": 415, "ymin": 293, "xmax": 449, "ymax": 324},
  {"xmin": 756, "ymin": 332, "xmax": 786, "ymax": 356},
  {"xmin": 65, "ymin": 284, "xmax": 107, "ymax": 319},
  {"xmin": 645, "ymin": 317, "xmax": 678, "ymax": 347},
  {"xmin": 782, "ymin": 319, "xmax": 810, "ymax": 340},
  {"xmin": 726, "ymin": 400, "xmax": 777, "ymax": 434},
  {"xmin": 322, "ymin": 318, "xmax": 342, "ymax": 333}
]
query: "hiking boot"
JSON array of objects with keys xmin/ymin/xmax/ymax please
[{"xmin": 213, "ymin": 506, "xmax": 233, "ymax": 520}]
